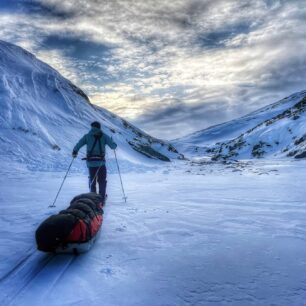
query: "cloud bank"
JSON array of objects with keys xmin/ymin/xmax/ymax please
[{"xmin": 1, "ymin": 0, "xmax": 306, "ymax": 139}]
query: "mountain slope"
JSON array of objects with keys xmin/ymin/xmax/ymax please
[
  {"xmin": 175, "ymin": 90, "xmax": 306, "ymax": 159},
  {"xmin": 0, "ymin": 40, "xmax": 182, "ymax": 170}
]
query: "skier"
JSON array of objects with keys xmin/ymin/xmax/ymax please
[{"xmin": 72, "ymin": 121, "xmax": 117, "ymax": 202}]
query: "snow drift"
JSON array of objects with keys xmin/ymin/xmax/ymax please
[{"xmin": 0, "ymin": 40, "xmax": 183, "ymax": 171}]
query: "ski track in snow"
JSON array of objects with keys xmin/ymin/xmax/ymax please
[
  {"xmin": 0, "ymin": 251, "xmax": 77, "ymax": 306},
  {"xmin": 1, "ymin": 160, "xmax": 306, "ymax": 305}
]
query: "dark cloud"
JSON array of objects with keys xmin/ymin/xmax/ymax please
[
  {"xmin": 41, "ymin": 34, "xmax": 119, "ymax": 83},
  {"xmin": 27, "ymin": 1, "xmax": 75, "ymax": 19},
  {"xmin": 0, "ymin": 0, "xmax": 26, "ymax": 11},
  {"xmin": 237, "ymin": 55, "xmax": 306, "ymax": 110},
  {"xmin": 196, "ymin": 22, "xmax": 252, "ymax": 49},
  {"xmin": 42, "ymin": 35, "xmax": 113, "ymax": 60},
  {"xmin": 0, "ymin": 0, "xmax": 75, "ymax": 19},
  {"xmin": 263, "ymin": 0, "xmax": 284, "ymax": 8},
  {"xmin": 122, "ymin": 32, "xmax": 165, "ymax": 54},
  {"xmin": 184, "ymin": 0, "xmax": 214, "ymax": 15},
  {"xmin": 133, "ymin": 99, "xmax": 236, "ymax": 139}
]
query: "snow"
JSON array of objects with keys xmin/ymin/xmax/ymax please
[
  {"xmin": 175, "ymin": 90, "xmax": 306, "ymax": 147},
  {"xmin": 175, "ymin": 90, "xmax": 306, "ymax": 159},
  {"xmin": 0, "ymin": 40, "xmax": 182, "ymax": 172},
  {"xmin": 1, "ymin": 159, "xmax": 306, "ymax": 305},
  {"xmin": 1, "ymin": 39, "xmax": 306, "ymax": 306}
]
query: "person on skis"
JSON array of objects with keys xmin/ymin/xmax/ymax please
[{"xmin": 72, "ymin": 121, "xmax": 117, "ymax": 202}]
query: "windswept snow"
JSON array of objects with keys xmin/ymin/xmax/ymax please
[{"xmin": 1, "ymin": 160, "xmax": 306, "ymax": 306}]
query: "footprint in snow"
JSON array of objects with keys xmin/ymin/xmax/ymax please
[
  {"xmin": 115, "ymin": 227, "xmax": 126, "ymax": 232},
  {"xmin": 100, "ymin": 268, "xmax": 114, "ymax": 276}
]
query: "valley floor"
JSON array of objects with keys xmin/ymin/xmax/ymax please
[{"xmin": 0, "ymin": 159, "xmax": 306, "ymax": 306}]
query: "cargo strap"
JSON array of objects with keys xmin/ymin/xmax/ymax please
[
  {"xmin": 82, "ymin": 133, "xmax": 105, "ymax": 161},
  {"xmin": 89, "ymin": 134, "xmax": 102, "ymax": 156}
]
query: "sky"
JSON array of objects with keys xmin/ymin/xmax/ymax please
[{"xmin": 0, "ymin": 0, "xmax": 306, "ymax": 139}]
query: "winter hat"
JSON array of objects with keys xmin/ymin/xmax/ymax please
[{"xmin": 91, "ymin": 121, "xmax": 101, "ymax": 129}]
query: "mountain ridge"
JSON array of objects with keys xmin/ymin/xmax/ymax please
[
  {"xmin": 175, "ymin": 90, "xmax": 306, "ymax": 160},
  {"xmin": 0, "ymin": 40, "xmax": 183, "ymax": 171}
]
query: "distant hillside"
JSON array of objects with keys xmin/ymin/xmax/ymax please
[{"xmin": 175, "ymin": 90, "xmax": 306, "ymax": 159}]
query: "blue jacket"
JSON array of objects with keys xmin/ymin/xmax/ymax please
[{"xmin": 73, "ymin": 127, "xmax": 117, "ymax": 168}]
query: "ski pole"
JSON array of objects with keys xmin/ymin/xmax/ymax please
[
  {"xmin": 49, "ymin": 157, "xmax": 75, "ymax": 208},
  {"xmin": 114, "ymin": 149, "xmax": 127, "ymax": 203}
]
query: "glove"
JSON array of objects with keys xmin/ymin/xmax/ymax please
[{"xmin": 72, "ymin": 150, "xmax": 78, "ymax": 158}]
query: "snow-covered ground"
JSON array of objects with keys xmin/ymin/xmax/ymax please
[{"xmin": 1, "ymin": 159, "xmax": 306, "ymax": 306}]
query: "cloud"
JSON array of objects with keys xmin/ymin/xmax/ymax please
[
  {"xmin": 42, "ymin": 34, "xmax": 113, "ymax": 59},
  {"xmin": 0, "ymin": 0, "xmax": 75, "ymax": 19},
  {"xmin": 133, "ymin": 98, "xmax": 244, "ymax": 139},
  {"xmin": 1, "ymin": 0, "xmax": 306, "ymax": 139}
]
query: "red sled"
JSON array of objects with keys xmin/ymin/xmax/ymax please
[{"xmin": 36, "ymin": 193, "xmax": 104, "ymax": 254}]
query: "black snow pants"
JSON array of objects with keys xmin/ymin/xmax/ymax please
[{"xmin": 89, "ymin": 165, "xmax": 107, "ymax": 201}]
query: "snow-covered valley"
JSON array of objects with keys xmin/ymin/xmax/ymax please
[
  {"xmin": 1, "ymin": 160, "xmax": 306, "ymax": 306},
  {"xmin": 1, "ymin": 39, "xmax": 306, "ymax": 306}
]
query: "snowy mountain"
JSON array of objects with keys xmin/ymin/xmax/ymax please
[
  {"xmin": 0, "ymin": 40, "xmax": 183, "ymax": 171},
  {"xmin": 175, "ymin": 90, "xmax": 306, "ymax": 159}
]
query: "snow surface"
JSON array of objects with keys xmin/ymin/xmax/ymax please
[{"xmin": 1, "ymin": 159, "xmax": 306, "ymax": 306}]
